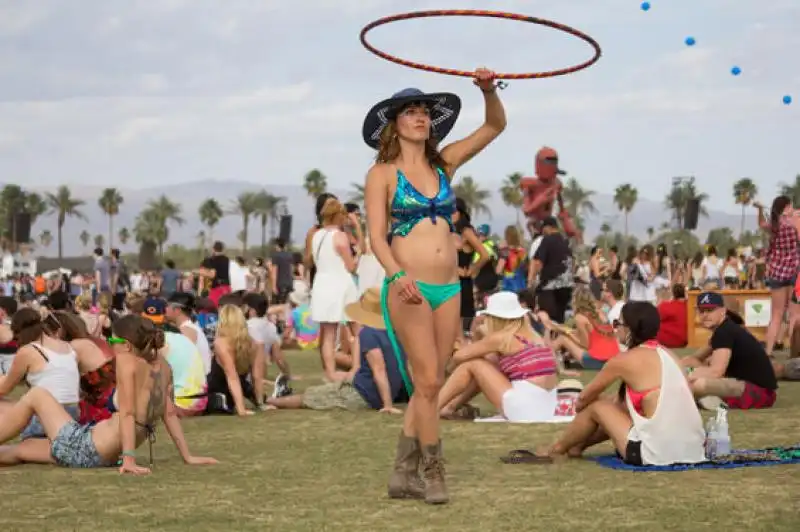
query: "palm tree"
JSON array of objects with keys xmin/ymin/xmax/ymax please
[
  {"xmin": 229, "ymin": 191, "xmax": 261, "ymax": 255},
  {"xmin": 500, "ymin": 172, "xmax": 524, "ymax": 229},
  {"xmin": 561, "ymin": 178, "xmax": 597, "ymax": 231},
  {"xmin": 303, "ymin": 169, "xmax": 328, "ymax": 197},
  {"xmin": 144, "ymin": 195, "xmax": 184, "ymax": 256},
  {"xmin": 779, "ymin": 174, "xmax": 800, "ymax": 207},
  {"xmin": 349, "ymin": 182, "xmax": 365, "ymax": 205},
  {"xmin": 613, "ymin": 184, "xmax": 638, "ymax": 237},
  {"xmin": 134, "ymin": 210, "xmax": 167, "ymax": 258},
  {"xmin": 452, "ymin": 176, "xmax": 491, "ymax": 217},
  {"xmin": 665, "ymin": 177, "xmax": 708, "ymax": 229},
  {"xmin": 597, "ymin": 222, "xmax": 612, "ymax": 248},
  {"xmin": 0, "ymin": 185, "xmax": 27, "ymax": 249},
  {"xmin": 199, "ymin": 198, "xmax": 224, "ymax": 244},
  {"xmin": 732, "ymin": 178, "xmax": 758, "ymax": 237},
  {"xmin": 196, "ymin": 230, "xmax": 207, "ymax": 252},
  {"xmin": 79, "ymin": 229, "xmax": 90, "ymax": 253},
  {"xmin": 24, "ymin": 192, "xmax": 48, "ymax": 228},
  {"xmin": 118, "ymin": 227, "xmax": 130, "ymax": 246},
  {"xmin": 255, "ymin": 190, "xmax": 285, "ymax": 251},
  {"xmin": 98, "ymin": 187, "xmax": 123, "ymax": 249},
  {"xmin": 94, "ymin": 234, "xmax": 105, "ymax": 249},
  {"xmin": 39, "ymin": 229, "xmax": 53, "ymax": 249},
  {"xmin": 45, "ymin": 185, "xmax": 86, "ymax": 258},
  {"xmin": 646, "ymin": 226, "xmax": 655, "ymax": 241}
]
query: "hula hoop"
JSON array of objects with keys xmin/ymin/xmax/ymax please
[{"xmin": 360, "ymin": 10, "xmax": 602, "ymax": 83}]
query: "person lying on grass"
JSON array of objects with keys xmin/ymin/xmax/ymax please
[
  {"xmin": 681, "ymin": 291, "xmax": 778, "ymax": 410},
  {"xmin": 529, "ymin": 302, "xmax": 705, "ymax": 466},
  {"xmin": 0, "ymin": 314, "xmax": 216, "ymax": 473},
  {"xmin": 267, "ymin": 289, "xmax": 409, "ymax": 414}
]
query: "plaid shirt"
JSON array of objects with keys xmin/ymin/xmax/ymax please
[{"xmin": 767, "ymin": 218, "xmax": 799, "ymax": 281}]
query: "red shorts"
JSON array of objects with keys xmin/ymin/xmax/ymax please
[
  {"xmin": 208, "ymin": 285, "xmax": 232, "ymax": 307},
  {"xmin": 724, "ymin": 382, "xmax": 777, "ymax": 410}
]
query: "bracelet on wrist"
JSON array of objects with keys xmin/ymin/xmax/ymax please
[
  {"xmin": 386, "ymin": 270, "xmax": 407, "ymax": 284},
  {"xmin": 121, "ymin": 450, "xmax": 136, "ymax": 458}
]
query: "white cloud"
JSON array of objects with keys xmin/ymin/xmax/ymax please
[{"xmin": 219, "ymin": 83, "xmax": 315, "ymax": 111}]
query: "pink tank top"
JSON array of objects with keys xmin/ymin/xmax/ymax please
[{"xmin": 498, "ymin": 335, "xmax": 557, "ymax": 381}]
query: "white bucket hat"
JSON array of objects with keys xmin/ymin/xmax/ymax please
[{"xmin": 477, "ymin": 291, "xmax": 528, "ymax": 320}]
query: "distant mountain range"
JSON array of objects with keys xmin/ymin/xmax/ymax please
[{"xmin": 24, "ymin": 179, "xmax": 759, "ymax": 257}]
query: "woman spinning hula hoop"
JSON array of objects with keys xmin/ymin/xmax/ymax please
[{"xmin": 363, "ymin": 68, "xmax": 506, "ymax": 504}]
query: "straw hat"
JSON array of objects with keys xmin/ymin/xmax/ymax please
[{"xmin": 345, "ymin": 288, "xmax": 385, "ymax": 330}]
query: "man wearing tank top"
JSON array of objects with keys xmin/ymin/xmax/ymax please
[{"xmin": 682, "ymin": 291, "xmax": 778, "ymax": 410}]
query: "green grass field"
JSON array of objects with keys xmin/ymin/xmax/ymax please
[{"xmin": 1, "ymin": 350, "xmax": 799, "ymax": 531}]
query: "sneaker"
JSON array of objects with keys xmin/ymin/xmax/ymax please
[{"xmin": 272, "ymin": 374, "xmax": 293, "ymax": 398}]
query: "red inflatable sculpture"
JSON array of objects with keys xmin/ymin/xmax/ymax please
[{"xmin": 520, "ymin": 146, "xmax": 581, "ymax": 241}]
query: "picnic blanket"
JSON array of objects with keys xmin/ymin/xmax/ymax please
[{"xmin": 593, "ymin": 447, "xmax": 800, "ymax": 471}]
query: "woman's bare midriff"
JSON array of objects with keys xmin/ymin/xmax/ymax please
[{"xmin": 391, "ymin": 218, "xmax": 458, "ymax": 285}]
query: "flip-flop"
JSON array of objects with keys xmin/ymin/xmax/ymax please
[{"xmin": 500, "ymin": 449, "xmax": 555, "ymax": 464}]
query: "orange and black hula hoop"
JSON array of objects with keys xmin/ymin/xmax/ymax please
[{"xmin": 360, "ymin": 10, "xmax": 602, "ymax": 84}]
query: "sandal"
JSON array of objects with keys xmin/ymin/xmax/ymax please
[
  {"xmin": 500, "ymin": 449, "xmax": 555, "ymax": 464},
  {"xmin": 441, "ymin": 404, "xmax": 481, "ymax": 421}
]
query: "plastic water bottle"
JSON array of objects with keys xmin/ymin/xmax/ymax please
[
  {"xmin": 715, "ymin": 406, "xmax": 731, "ymax": 456},
  {"xmin": 704, "ymin": 417, "xmax": 718, "ymax": 459}
]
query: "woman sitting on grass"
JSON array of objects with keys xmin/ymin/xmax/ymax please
[
  {"xmin": 0, "ymin": 314, "xmax": 216, "ymax": 472},
  {"xmin": 438, "ymin": 292, "xmax": 559, "ymax": 423},
  {"xmin": 528, "ymin": 302, "xmax": 705, "ymax": 466},
  {"xmin": 543, "ymin": 287, "xmax": 620, "ymax": 370},
  {"xmin": 206, "ymin": 304, "xmax": 265, "ymax": 415}
]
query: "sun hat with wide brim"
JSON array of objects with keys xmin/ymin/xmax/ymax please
[
  {"xmin": 345, "ymin": 288, "xmax": 386, "ymax": 330},
  {"xmin": 477, "ymin": 291, "xmax": 529, "ymax": 320},
  {"xmin": 362, "ymin": 88, "xmax": 461, "ymax": 150}
]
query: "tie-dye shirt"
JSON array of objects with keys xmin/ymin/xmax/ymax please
[{"xmin": 164, "ymin": 332, "xmax": 208, "ymax": 413}]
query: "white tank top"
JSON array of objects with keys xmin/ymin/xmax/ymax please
[
  {"xmin": 626, "ymin": 345, "xmax": 706, "ymax": 466},
  {"xmin": 26, "ymin": 342, "xmax": 81, "ymax": 404},
  {"xmin": 181, "ymin": 321, "xmax": 212, "ymax": 375}
]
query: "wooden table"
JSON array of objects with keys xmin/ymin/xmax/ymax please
[{"xmin": 686, "ymin": 289, "xmax": 772, "ymax": 348}]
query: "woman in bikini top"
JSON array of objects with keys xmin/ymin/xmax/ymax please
[{"xmin": 364, "ymin": 70, "xmax": 506, "ymax": 504}]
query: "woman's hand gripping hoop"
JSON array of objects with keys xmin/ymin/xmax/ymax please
[{"xmin": 359, "ymin": 10, "xmax": 602, "ymax": 89}]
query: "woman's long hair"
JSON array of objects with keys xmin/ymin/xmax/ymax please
[
  {"xmin": 484, "ymin": 315, "xmax": 529, "ymax": 351},
  {"xmin": 617, "ymin": 301, "xmax": 661, "ymax": 401},
  {"xmin": 572, "ymin": 287, "xmax": 614, "ymax": 337},
  {"xmin": 11, "ymin": 308, "xmax": 61, "ymax": 346},
  {"xmin": 770, "ymin": 195, "xmax": 792, "ymax": 234},
  {"xmin": 216, "ymin": 304, "xmax": 254, "ymax": 374},
  {"xmin": 375, "ymin": 117, "xmax": 447, "ymax": 170},
  {"xmin": 112, "ymin": 315, "xmax": 165, "ymax": 363}
]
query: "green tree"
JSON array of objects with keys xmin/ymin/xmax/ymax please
[
  {"xmin": 94, "ymin": 234, "xmax": 105, "ymax": 250},
  {"xmin": 199, "ymin": 198, "xmax": 224, "ymax": 244},
  {"xmin": 118, "ymin": 227, "xmax": 130, "ymax": 246},
  {"xmin": 140, "ymin": 195, "xmax": 183, "ymax": 256},
  {"xmin": 665, "ymin": 177, "xmax": 708, "ymax": 229},
  {"xmin": 348, "ymin": 183, "xmax": 365, "ymax": 205},
  {"xmin": 500, "ymin": 172, "xmax": 524, "ymax": 230},
  {"xmin": 229, "ymin": 191, "xmax": 261, "ymax": 255},
  {"xmin": 779, "ymin": 174, "xmax": 800, "ymax": 206},
  {"xmin": 452, "ymin": 176, "xmax": 491, "ymax": 217},
  {"xmin": 79, "ymin": 229, "xmax": 90, "ymax": 253},
  {"xmin": 706, "ymin": 227, "xmax": 737, "ymax": 254},
  {"xmin": 45, "ymin": 185, "xmax": 87, "ymax": 258},
  {"xmin": 303, "ymin": 169, "xmax": 328, "ymax": 197},
  {"xmin": 561, "ymin": 178, "xmax": 597, "ymax": 232},
  {"xmin": 98, "ymin": 187, "xmax": 124, "ymax": 249},
  {"xmin": 732, "ymin": 178, "xmax": 758, "ymax": 237},
  {"xmin": 613, "ymin": 183, "xmax": 638, "ymax": 237}
]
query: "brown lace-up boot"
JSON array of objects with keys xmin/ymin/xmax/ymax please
[
  {"xmin": 419, "ymin": 441, "xmax": 448, "ymax": 505},
  {"xmin": 387, "ymin": 432, "xmax": 424, "ymax": 499}
]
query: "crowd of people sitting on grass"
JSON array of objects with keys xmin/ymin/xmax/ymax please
[{"xmin": 0, "ymin": 192, "xmax": 798, "ymax": 476}]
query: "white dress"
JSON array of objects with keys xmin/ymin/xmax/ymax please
[{"xmin": 310, "ymin": 228, "xmax": 358, "ymax": 323}]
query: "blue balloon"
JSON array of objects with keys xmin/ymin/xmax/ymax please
[
  {"xmin": 685, "ymin": 36, "xmax": 696, "ymax": 46},
  {"xmin": 641, "ymin": 2, "xmax": 651, "ymax": 11},
  {"xmin": 731, "ymin": 66, "xmax": 741, "ymax": 76},
  {"xmin": 784, "ymin": 95, "xmax": 792, "ymax": 105}
]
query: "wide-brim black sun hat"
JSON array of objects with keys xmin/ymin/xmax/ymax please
[{"xmin": 362, "ymin": 88, "xmax": 461, "ymax": 150}]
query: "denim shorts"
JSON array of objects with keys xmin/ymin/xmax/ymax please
[
  {"xmin": 50, "ymin": 420, "xmax": 111, "ymax": 468},
  {"xmin": 21, "ymin": 403, "xmax": 81, "ymax": 441},
  {"xmin": 765, "ymin": 277, "xmax": 796, "ymax": 290}
]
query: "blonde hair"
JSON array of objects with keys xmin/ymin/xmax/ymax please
[
  {"xmin": 484, "ymin": 315, "xmax": 527, "ymax": 352},
  {"xmin": 74, "ymin": 293, "xmax": 92, "ymax": 311},
  {"xmin": 319, "ymin": 198, "xmax": 347, "ymax": 227},
  {"xmin": 375, "ymin": 118, "xmax": 447, "ymax": 169},
  {"xmin": 572, "ymin": 286, "xmax": 614, "ymax": 337},
  {"xmin": 217, "ymin": 304, "xmax": 255, "ymax": 374},
  {"xmin": 97, "ymin": 292, "xmax": 111, "ymax": 314}
]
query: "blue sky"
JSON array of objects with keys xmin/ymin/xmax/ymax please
[{"xmin": 1, "ymin": 0, "xmax": 798, "ymax": 214}]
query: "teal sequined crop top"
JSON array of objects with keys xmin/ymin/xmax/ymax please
[{"xmin": 390, "ymin": 167, "xmax": 456, "ymax": 237}]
